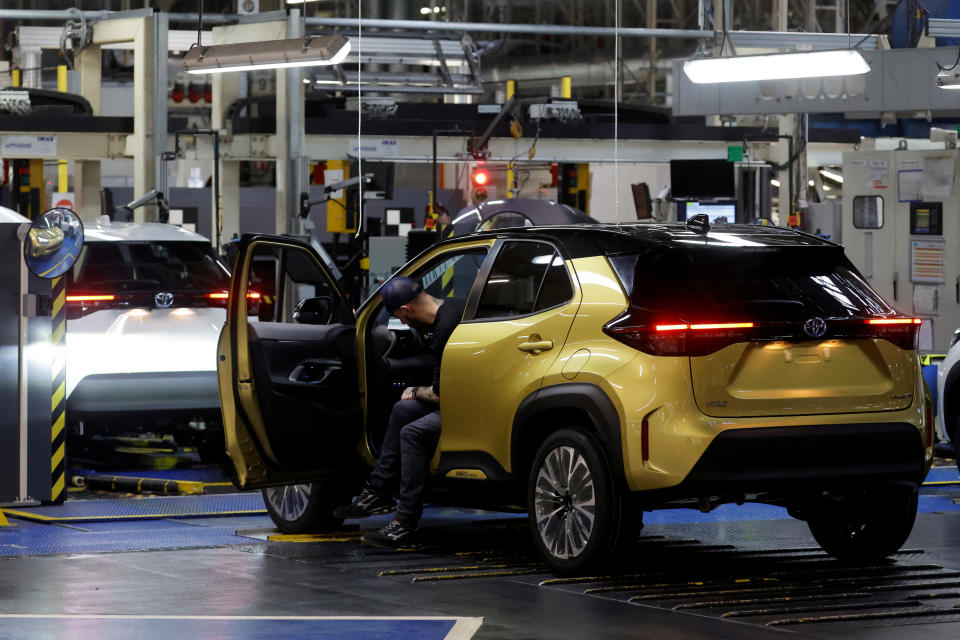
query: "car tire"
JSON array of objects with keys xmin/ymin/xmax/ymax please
[
  {"xmin": 527, "ymin": 428, "xmax": 627, "ymax": 575},
  {"xmin": 262, "ymin": 481, "xmax": 345, "ymax": 534},
  {"xmin": 953, "ymin": 417, "xmax": 960, "ymax": 474},
  {"xmin": 806, "ymin": 488, "xmax": 918, "ymax": 563}
]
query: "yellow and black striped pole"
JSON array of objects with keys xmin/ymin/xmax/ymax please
[{"xmin": 50, "ymin": 276, "xmax": 66, "ymax": 503}]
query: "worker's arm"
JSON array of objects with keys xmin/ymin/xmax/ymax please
[{"xmin": 413, "ymin": 385, "xmax": 440, "ymax": 404}]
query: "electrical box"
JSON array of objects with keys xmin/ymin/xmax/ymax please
[{"xmin": 842, "ymin": 149, "xmax": 959, "ymax": 351}]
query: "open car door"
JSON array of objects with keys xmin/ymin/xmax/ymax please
[{"xmin": 217, "ymin": 235, "xmax": 361, "ymax": 489}]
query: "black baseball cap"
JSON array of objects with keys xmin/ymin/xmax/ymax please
[{"xmin": 381, "ymin": 276, "xmax": 423, "ymax": 314}]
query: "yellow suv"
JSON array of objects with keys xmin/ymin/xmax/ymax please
[{"xmin": 217, "ymin": 221, "xmax": 932, "ymax": 573}]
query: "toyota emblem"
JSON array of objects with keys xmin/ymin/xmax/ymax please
[
  {"xmin": 154, "ymin": 292, "xmax": 174, "ymax": 308},
  {"xmin": 803, "ymin": 317, "xmax": 827, "ymax": 338}
]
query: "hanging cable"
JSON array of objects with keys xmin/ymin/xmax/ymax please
[
  {"xmin": 613, "ymin": 0, "xmax": 620, "ymax": 223},
  {"xmin": 197, "ymin": 0, "xmax": 203, "ymax": 47},
  {"xmin": 355, "ymin": 0, "xmax": 363, "ymax": 239}
]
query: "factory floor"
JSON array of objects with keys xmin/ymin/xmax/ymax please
[{"xmin": 1, "ymin": 463, "xmax": 959, "ymax": 640}]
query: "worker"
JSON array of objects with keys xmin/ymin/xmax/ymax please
[{"xmin": 334, "ymin": 276, "xmax": 466, "ymax": 548}]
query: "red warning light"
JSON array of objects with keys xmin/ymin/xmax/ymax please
[{"xmin": 472, "ymin": 168, "xmax": 490, "ymax": 187}]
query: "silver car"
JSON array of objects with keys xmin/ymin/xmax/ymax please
[{"xmin": 64, "ymin": 220, "xmax": 244, "ymax": 456}]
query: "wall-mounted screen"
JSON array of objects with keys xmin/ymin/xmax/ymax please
[{"xmin": 670, "ymin": 159, "xmax": 736, "ymax": 199}]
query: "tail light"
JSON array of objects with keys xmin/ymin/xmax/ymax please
[
  {"xmin": 66, "ymin": 290, "xmax": 257, "ymax": 319},
  {"xmin": 604, "ymin": 310, "xmax": 755, "ymax": 357},
  {"xmin": 861, "ymin": 318, "xmax": 922, "ymax": 350},
  {"xmin": 207, "ymin": 291, "xmax": 261, "ymax": 315},
  {"xmin": 604, "ymin": 308, "xmax": 922, "ymax": 357},
  {"xmin": 65, "ymin": 294, "xmax": 116, "ymax": 319}
]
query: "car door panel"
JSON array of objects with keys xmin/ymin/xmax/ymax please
[
  {"xmin": 218, "ymin": 235, "xmax": 361, "ymax": 489},
  {"xmin": 439, "ymin": 239, "xmax": 581, "ymax": 473}
]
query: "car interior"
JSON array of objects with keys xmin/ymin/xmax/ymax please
[{"xmin": 362, "ymin": 248, "xmax": 488, "ymax": 457}]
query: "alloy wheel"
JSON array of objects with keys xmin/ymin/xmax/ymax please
[
  {"xmin": 264, "ymin": 484, "xmax": 312, "ymax": 522},
  {"xmin": 533, "ymin": 445, "xmax": 597, "ymax": 559}
]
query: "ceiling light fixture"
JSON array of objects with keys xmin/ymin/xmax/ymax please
[
  {"xmin": 819, "ymin": 168, "xmax": 844, "ymax": 183},
  {"xmin": 183, "ymin": 35, "xmax": 350, "ymax": 74},
  {"xmin": 683, "ymin": 49, "xmax": 870, "ymax": 84},
  {"xmin": 936, "ymin": 70, "xmax": 960, "ymax": 90}
]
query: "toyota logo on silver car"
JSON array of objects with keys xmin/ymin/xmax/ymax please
[
  {"xmin": 154, "ymin": 292, "xmax": 174, "ymax": 308},
  {"xmin": 803, "ymin": 317, "xmax": 827, "ymax": 338}
]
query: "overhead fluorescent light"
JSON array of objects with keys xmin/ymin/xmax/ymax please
[
  {"xmin": 683, "ymin": 49, "xmax": 870, "ymax": 84},
  {"xmin": 183, "ymin": 35, "xmax": 350, "ymax": 74},
  {"xmin": 819, "ymin": 168, "xmax": 844, "ymax": 183},
  {"xmin": 936, "ymin": 70, "xmax": 960, "ymax": 90}
]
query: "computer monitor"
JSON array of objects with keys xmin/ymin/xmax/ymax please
[
  {"xmin": 677, "ymin": 200, "xmax": 737, "ymax": 224},
  {"xmin": 670, "ymin": 159, "xmax": 736, "ymax": 199}
]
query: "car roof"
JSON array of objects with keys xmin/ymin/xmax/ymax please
[
  {"xmin": 0, "ymin": 205, "xmax": 30, "ymax": 224},
  {"xmin": 451, "ymin": 198, "xmax": 596, "ymax": 234},
  {"xmin": 84, "ymin": 221, "xmax": 213, "ymax": 244},
  {"xmin": 457, "ymin": 221, "xmax": 838, "ymax": 255}
]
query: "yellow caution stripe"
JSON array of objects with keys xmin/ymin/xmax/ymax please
[{"xmin": 50, "ymin": 276, "xmax": 67, "ymax": 503}]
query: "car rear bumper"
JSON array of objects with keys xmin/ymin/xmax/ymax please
[
  {"xmin": 636, "ymin": 422, "xmax": 926, "ymax": 505},
  {"xmin": 66, "ymin": 371, "xmax": 220, "ymax": 419}
]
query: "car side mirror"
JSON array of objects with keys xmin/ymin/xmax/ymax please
[
  {"xmin": 23, "ymin": 207, "xmax": 84, "ymax": 279},
  {"xmin": 294, "ymin": 296, "xmax": 333, "ymax": 325}
]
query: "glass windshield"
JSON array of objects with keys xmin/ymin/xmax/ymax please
[
  {"xmin": 68, "ymin": 241, "xmax": 230, "ymax": 293},
  {"xmin": 608, "ymin": 251, "xmax": 891, "ymax": 322}
]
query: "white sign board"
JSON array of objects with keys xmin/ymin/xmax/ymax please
[
  {"xmin": 911, "ymin": 239, "xmax": 946, "ymax": 284},
  {"xmin": 1, "ymin": 134, "xmax": 57, "ymax": 157},
  {"xmin": 348, "ymin": 138, "xmax": 399, "ymax": 158},
  {"xmin": 52, "ymin": 192, "xmax": 74, "ymax": 211}
]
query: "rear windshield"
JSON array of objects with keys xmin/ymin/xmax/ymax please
[
  {"xmin": 608, "ymin": 248, "xmax": 892, "ymax": 322},
  {"xmin": 68, "ymin": 241, "xmax": 230, "ymax": 293}
]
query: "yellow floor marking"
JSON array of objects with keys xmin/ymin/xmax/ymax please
[{"xmin": 268, "ymin": 532, "xmax": 362, "ymax": 542}]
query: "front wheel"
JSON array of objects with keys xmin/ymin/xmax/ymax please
[
  {"xmin": 952, "ymin": 416, "xmax": 960, "ymax": 474},
  {"xmin": 528, "ymin": 428, "xmax": 628, "ymax": 575},
  {"xmin": 262, "ymin": 480, "xmax": 345, "ymax": 534},
  {"xmin": 806, "ymin": 488, "xmax": 918, "ymax": 563}
]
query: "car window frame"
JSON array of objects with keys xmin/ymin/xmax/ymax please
[
  {"xmin": 478, "ymin": 211, "xmax": 534, "ymax": 231},
  {"xmin": 462, "ymin": 237, "xmax": 575, "ymax": 323}
]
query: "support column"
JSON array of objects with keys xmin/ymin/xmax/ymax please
[
  {"xmin": 209, "ymin": 16, "xmax": 287, "ymax": 239},
  {"xmin": 276, "ymin": 10, "xmax": 305, "ymax": 236},
  {"xmin": 773, "ymin": 0, "xmax": 788, "ymax": 31},
  {"xmin": 153, "ymin": 13, "xmax": 168, "ymax": 210},
  {"xmin": 132, "ymin": 16, "xmax": 157, "ymax": 222},
  {"xmin": 776, "ymin": 114, "xmax": 796, "ymax": 226},
  {"xmin": 92, "ymin": 16, "xmax": 158, "ymax": 222},
  {"xmin": 219, "ymin": 161, "xmax": 241, "ymax": 244},
  {"xmin": 211, "ymin": 27, "xmax": 243, "ymax": 247},
  {"xmin": 74, "ymin": 162, "xmax": 102, "ymax": 222},
  {"xmin": 646, "ymin": 0, "xmax": 657, "ymax": 104},
  {"xmin": 75, "ymin": 45, "xmax": 103, "ymax": 222}
]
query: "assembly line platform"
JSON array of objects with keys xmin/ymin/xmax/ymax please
[{"xmin": 0, "ymin": 464, "xmax": 957, "ymax": 639}]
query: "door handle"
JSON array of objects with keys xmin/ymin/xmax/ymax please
[{"xmin": 518, "ymin": 334, "xmax": 553, "ymax": 354}]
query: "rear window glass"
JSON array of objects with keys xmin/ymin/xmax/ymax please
[
  {"xmin": 68, "ymin": 241, "xmax": 230, "ymax": 293},
  {"xmin": 608, "ymin": 250, "xmax": 891, "ymax": 322}
]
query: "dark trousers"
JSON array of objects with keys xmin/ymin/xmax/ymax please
[{"xmin": 368, "ymin": 398, "xmax": 441, "ymax": 526}]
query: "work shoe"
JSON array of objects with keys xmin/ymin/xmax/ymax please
[
  {"xmin": 362, "ymin": 519, "xmax": 419, "ymax": 549},
  {"xmin": 333, "ymin": 487, "xmax": 395, "ymax": 519}
]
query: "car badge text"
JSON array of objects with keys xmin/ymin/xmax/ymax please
[
  {"xmin": 803, "ymin": 317, "xmax": 827, "ymax": 338},
  {"xmin": 154, "ymin": 292, "xmax": 174, "ymax": 308}
]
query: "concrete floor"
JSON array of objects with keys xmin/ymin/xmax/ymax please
[{"xmin": 1, "ymin": 477, "xmax": 959, "ymax": 639}]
